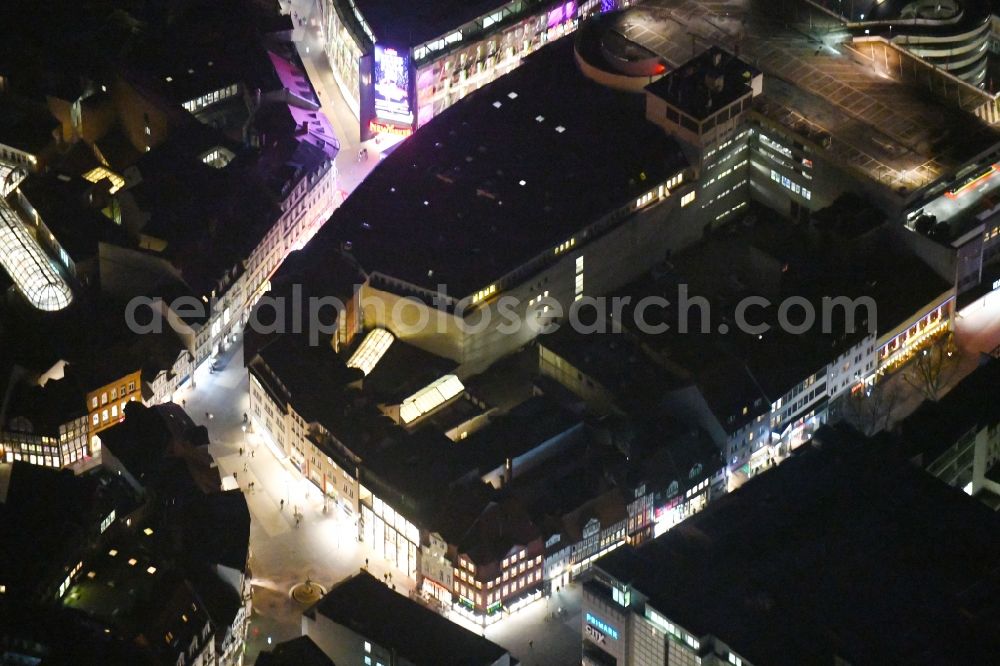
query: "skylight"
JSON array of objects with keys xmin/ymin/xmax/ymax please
[
  {"xmin": 347, "ymin": 328, "xmax": 395, "ymax": 376},
  {"xmin": 0, "ymin": 199, "xmax": 72, "ymax": 311},
  {"xmin": 399, "ymin": 374, "xmax": 464, "ymax": 424}
]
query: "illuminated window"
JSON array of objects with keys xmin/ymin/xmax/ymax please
[{"xmin": 471, "ymin": 284, "xmax": 497, "ymax": 304}]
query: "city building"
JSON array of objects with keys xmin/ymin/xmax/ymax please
[
  {"xmin": 283, "ymin": 36, "xmax": 694, "ymax": 369},
  {"xmin": 897, "ymin": 354, "xmax": 1000, "ymax": 498},
  {"xmin": 68, "ymin": 401, "xmax": 252, "ymax": 666},
  {"xmin": 0, "ymin": 374, "xmax": 91, "ymax": 469},
  {"xmin": 582, "ymin": 424, "xmax": 1000, "ymax": 666},
  {"xmin": 303, "ymin": 570, "xmax": 515, "ymax": 666},
  {"xmin": 247, "ymin": 330, "xmax": 364, "ymax": 516},
  {"xmin": 0, "ymin": 461, "xmax": 118, "ymax": 603},
  {"xmin": 85, "ymin": 367, "xmax": 144, "ymax": 438},
  {"xmin": 116, "ymin": 45, "xmax": 339, "ymax": 370},
  {"xmin": 14, "ymin": 173, "xmax": 132, "ymax": 289},
  {"xmin": 536, "ymin": 205, "xmax": 953, "ymax": 478},
  {"xmin": 295, "ymin": 0, "xmax": 634, "ymax": 138},
  {"xmin": 282, "ymin": 3, "xmax": 1000, "ymax": 383},
  {"xmin": 809, "ymin": 0, "xmax": 992, "ymax": 86}
]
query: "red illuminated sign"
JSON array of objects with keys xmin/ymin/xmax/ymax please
[{"xmin": 369, "ymin": 120, "xmax": 412, "ymax": 138}]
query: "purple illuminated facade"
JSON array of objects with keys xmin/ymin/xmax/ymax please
[{"xmin": 352, "ymin": 0, "xmax": 631, "ymax": 141}]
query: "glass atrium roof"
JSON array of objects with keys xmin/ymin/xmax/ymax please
[{"xmin": 0, "ymin": 198, "xmax": 73, "ymax": 311}]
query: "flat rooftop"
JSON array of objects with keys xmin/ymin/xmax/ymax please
[
  {"xmin": 309, "ymin": 570, "xmax": 510, "ymax": 665},
  {"xmin": 596, "ymin": 425, "xmax": 1000, "ymax": 665},
  {"xmin": 623, "ymin": 0, "xmax": 1000, "ymax": 192},
  {"xmin": 599, "ymin": 202, "xmax": 952, "ymax": 427},
  {"xmin": 350, "ymin": 0, "xmax": 509, "ymax": 47},
  {"xmin": 302, "ymin": 36, "xmax": 687, "ymax": 298}
]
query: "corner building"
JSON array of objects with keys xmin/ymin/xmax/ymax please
[{"xmin": 296, "ymin": 0, "xmax": 635, "ymax": 139}]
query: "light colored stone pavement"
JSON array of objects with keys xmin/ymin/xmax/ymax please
[{"xmin": 183, "ymin": 343, "xmax": 416, "ymax": 663}]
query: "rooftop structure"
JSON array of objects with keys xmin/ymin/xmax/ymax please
[
  {"xmin": 645, "ymin": 46, "xmax": 760, "ymax": 121},
  {"xmin": 16, "ymin": 172, "xmax": 131, "ymax": 269},
  {"xmin": 588, "ymin": 425, "xmax": 1000, "ymax": 665}
]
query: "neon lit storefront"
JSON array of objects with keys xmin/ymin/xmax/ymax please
[
  {"xmin": 315, "ymin": 0, "xmax": 633, "ymax": 140},
  {"xmin": 875, "ymin": 298, "xmax": 954, "ymax": 377}
]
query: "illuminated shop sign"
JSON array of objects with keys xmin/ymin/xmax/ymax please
[
  {"xmin": 369, "ymin": 120, "xmax": 413, "ymax": 138},
  {"xmin": 586, "ymin": 612, "xmax": 619, "ymax": 640},
  {"xmin": 374, "ymin": 45, "xmax": 413, "ymax": 124},
  {"xmin": 547, "ymin": 1, "xmax": 577, "ymax": 29}
]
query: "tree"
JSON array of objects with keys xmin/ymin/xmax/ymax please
[
  {"xmin": 837, "ymin": 379, "xmax": 902, "ymax": 437},
  {"xmin": 904, "ymin": 331, "xmax": 958, "ymax": 402}
]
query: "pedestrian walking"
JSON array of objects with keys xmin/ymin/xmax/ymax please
[
  {"xmin": 239, "ymin": 447, "xmax": 243, "ymax": 456},
  {"xmin": 280, "ymin": 499, "xmax": 285, "ymax": 510}
]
